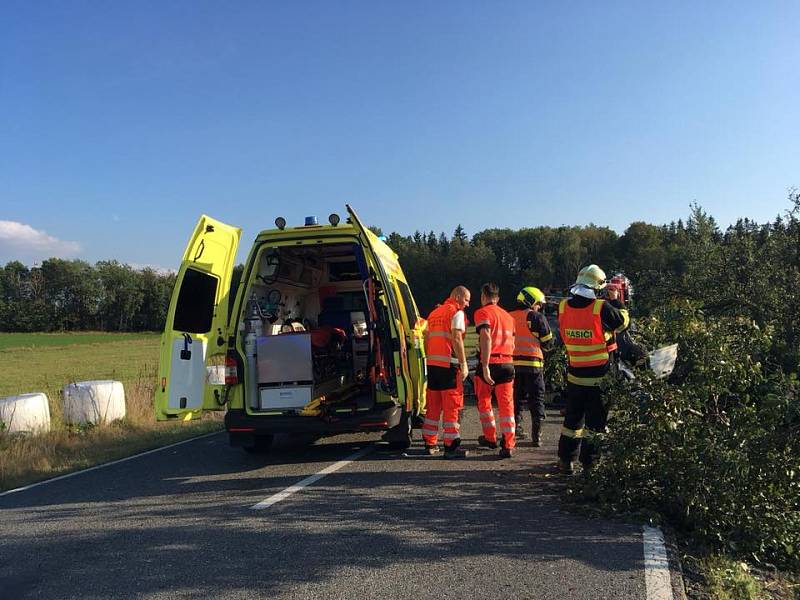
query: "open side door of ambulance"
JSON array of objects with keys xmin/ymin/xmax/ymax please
[
  {"xmin": 345, "ymin": 205, "xmax": 411, "ymax": 404},
  {"xmin": 392, "ymin": 277, "xmax": 427, "ymax": 416},
  {"xmin": 155, "ymin": 215, "xmax": 241, "ymax": 420}
]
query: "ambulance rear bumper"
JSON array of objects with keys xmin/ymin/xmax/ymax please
[{"xmin": 224, "ymin": 405, "xmax": 402, "ymax": 446}]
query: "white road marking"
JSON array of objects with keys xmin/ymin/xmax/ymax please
[
  {"xmin": 0, "ymin": 431, "xmax": 223, "ymax": 499},
  {"xmin": 251, "ymin": 446, "xmax": 372, "ymax": 510},
  {"xmin": 643, "ymin": 525, "xmax": 673, "ymax": 600}
]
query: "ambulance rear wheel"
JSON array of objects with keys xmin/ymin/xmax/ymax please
[{"xmin": 243, "ymin": 434, "xmax": 274, "ymax": 454}]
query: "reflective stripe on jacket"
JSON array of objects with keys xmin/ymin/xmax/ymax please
[
  {"xmin": 474, "ymin": 303, "xmax": 515, "ymax": 364},
  {"xmin": 558, "ymin": 298, "xmax": 609, "ymax": 368},
  {"xmin": 605, "ymin": 331, "xmax": 618, "ymax": 353},
  {"xmin": 509, "ymin": 308, "xmax": 543, "ymax": 368},
  {"xmin": 425, "ymin": 299, "xmax": 460, "ymax": 368}
]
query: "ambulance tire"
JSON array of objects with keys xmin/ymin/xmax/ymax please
[
  {"xmin": 242, "ymin": 434, "xmax": 274, "ymax": 454},
  {"xmin": 385, "ymin": 411, "xmax": 412, "ymax": 450}
]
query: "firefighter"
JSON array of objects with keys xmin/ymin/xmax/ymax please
[
  {"xmin": 474, "ymin": 282, "xmax": 516, "ymax": 459},
  {"xmin": 557, "ymin": 265, "xmax": 629, "ymax": 474},
  {"xmin": 509, "ymin": 286, "xmax": 553, "ymax": 447},
  {"xmin": 605, "ymin": 282, "xmax": 624, "ymax": 307},
  {"xmin": 422, "ymin": 286, "xmax": 470, "ymax": 459},
  {"xmin": 603, "ymin": 283, "xmax": 625, "ymax": 360}
]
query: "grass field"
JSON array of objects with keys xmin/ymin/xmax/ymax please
[
  {"xmin": 464, "ymin": 332, "xmax": 478, "ymax": 357},
  {"xmin": 0, "ymin": 331, "xmax": 158, "ymax": 351},
  {"xmin": 0, "ymin": 333, "xmax": 161, "ymax": 406},
  {"xmin": 0, "ymin": 332, "xmax": 222, "ymax": 491}
]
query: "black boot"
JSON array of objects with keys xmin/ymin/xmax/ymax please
[
  {"xmin": 444, "ymin": 438, "xmax": 468, "ymax": 459},
  {"xmin": 477, "ymin": 435, "xmax": 498, "ymax": 449},
  {"xmin": 557, "ymin": 459, "xmax": 575, "ymax": 475},
  {"xmin": 531, "ymin": 419, "xmax": 542, "ymax": 447},
  {"xmin": 514, "ymin": 413, "xmax": 527, "ymax": 440}
]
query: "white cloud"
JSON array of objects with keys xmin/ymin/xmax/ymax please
[
  {"xmin": 128, "ymin": 262, "xmax": 176, "ymax": 275},
  {"xmin": 0, "ymin": 220, "xmax": 82, "ymax": 262}
]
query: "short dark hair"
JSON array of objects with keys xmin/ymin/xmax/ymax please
[{"xmin": 481, "ymin": 282, "xmax": 500, "ymax": 299}]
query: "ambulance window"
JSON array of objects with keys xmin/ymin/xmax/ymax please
[
  {"xmin": 173, "ymin": 268, "xmax": 218, "ymax": 333},
  {"xmin": 396, "ymin": 280, "xmax": 419, "ymax": 326}
]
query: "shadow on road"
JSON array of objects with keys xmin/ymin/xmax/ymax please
[{"xmin": 0, "ymin": 417, "xmax": 644, "ymax": 599}]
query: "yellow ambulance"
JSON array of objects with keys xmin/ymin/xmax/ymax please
[{"xmin": 154, "ymin": 206, "xmax": 426, "ymax": 452}]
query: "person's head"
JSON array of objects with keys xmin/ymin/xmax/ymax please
[
  {"xmin": 605, "ymin": 283, "xmax": 625, "ymax": 306},
  {"xmin": 517, "ymin": 286, "xmax": 545, "ymax": 311},
  {"xmin": 480, "ymin": 282, "xmax": 500, "ymax": 306},
  {"xmin": 450, "ymin": 285, "xmax": 471, "ymax": 310},
  {"xmin": 574, "ymin": 264, "xmax": 607, "ymax": 290}
]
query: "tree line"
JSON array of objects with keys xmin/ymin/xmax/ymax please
[
  {"xmin": 0, "ymin": 260, "xmax": 175, "ymax": 332},
  {"xmin": 2, "ymin": 193, "xmax": 799, "ymax": 361}
]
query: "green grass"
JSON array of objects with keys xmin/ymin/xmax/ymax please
[
  {"xmin": 702, "ymin": 557, "xmax": 768, "ymax": 599},
  {"xmin": 0, "ymin": 331, "xmax": 159, "ymax": 351},
  {"xmin": 0, "ymin": 335, "xmax": 162, "ymax": 405},
  {"xmin": 464, "ymin": 332, "xmax": 478, "ymax": 357},
  {"xmin": 0, "ymin": 331, "xmax": 222, "ymax": 491}
]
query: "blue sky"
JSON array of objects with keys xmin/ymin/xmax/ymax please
[{"xmin": 1, "ymin": 1, "xmax": 798, "ymax": 269}]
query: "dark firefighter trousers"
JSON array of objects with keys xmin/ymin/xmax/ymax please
[
  {"xmin": 513, "ymin": 367, "xmax": 545, "ymax": 424},
  {"xmin": 557, "ymin": 382, "xmax": 606, "ymax": 467}
]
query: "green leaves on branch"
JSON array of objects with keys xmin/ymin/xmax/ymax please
[{"xmin": 576, "ymin": 297, "xmax": 800, "ymax": 572}]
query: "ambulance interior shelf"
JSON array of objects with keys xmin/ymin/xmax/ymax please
[
  {"xmin": 244, "ymin": 303, "xmax": 368, "ymax": 408},
  {"xmin": 240, "ymin": 243, "xmax": 373, "ymax": 412}
]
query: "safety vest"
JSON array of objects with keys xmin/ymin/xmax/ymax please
[
  {"xmin": 558, "ymin": 299, "xmax": 609, "ymax": 368},
  {"xmin": 474, "ymin": 304, "xmax": 515, "ymax": 364},
  {"xmin": 425, "ymin": 299, "xmax": 460, "ymax": 369},
  {"xmin": 509, "ymin": 308, "xmax": 543, "ymax": 368}
]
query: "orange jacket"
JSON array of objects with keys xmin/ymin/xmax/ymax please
[
  {"xmin": 474, "ymin": 304, "xmax": 515, "ymax": 364},
  {"xmin": 425, "ymin": 299, "xmax": 460, "ymax": 369},
  {"xmin": 509, "ymin": 308, "xmax": 544, "ymax": 368}
]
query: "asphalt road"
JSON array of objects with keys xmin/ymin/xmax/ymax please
[{"xmin": 1, "ymin": 404, "xmax": 649, "ymax": 599}]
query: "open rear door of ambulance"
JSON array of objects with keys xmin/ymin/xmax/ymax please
[
  {"xmin": 155, "ymin": 215, "xmax": 241, "ymax": 421},
  {"xmin": 345, "ymin": 205, "xmax": 410, "ymax": 403}
]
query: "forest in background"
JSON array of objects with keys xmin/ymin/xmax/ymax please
[{"xmin": 1, "ymin": 194, "xmax": 798, "ymax": 352}]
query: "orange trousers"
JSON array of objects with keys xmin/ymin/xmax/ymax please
[
  {"xmin": 422, "ymin": 386, "xmax": 462, "ymax": 447},
  {"xmin": 474, "ymin": 376, "xmax": 516, "ymax": 449}
]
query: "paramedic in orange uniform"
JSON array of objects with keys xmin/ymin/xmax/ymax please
[
  {"xmin": 473, "ymin": 282, "xmax": 516, "ymax": 459},
  {"xmin": 422, "ymin": 286, "xmax": 470, "ymax": 459}
]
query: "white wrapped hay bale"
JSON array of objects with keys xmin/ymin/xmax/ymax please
[
  {"xmin": 0, "ymin": 393, "xmax": 51, "ymax": 434},
  {"xmin": 61, "ymin": 380, "xmax": 126, "ymax": 425}
]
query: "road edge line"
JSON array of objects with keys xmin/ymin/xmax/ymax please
[
  {"xmin": 644, "ymin": 525, "xmax": 674, "ymax": 600},
  {"xmin": 251, "ymin": 446, "xmax": 373, "ymax": 510},
  {"xmin": 0, "ymin": 430, "xmax": 224, "ymax": 499}
]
